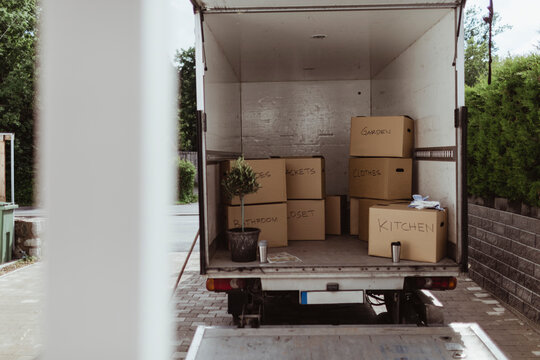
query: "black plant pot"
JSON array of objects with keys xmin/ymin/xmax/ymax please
[{"xmin": 226, "ymin": 227, "xmax": 260, "ymax": 262}]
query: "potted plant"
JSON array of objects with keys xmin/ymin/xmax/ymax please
[{"xmin": 222, "ymin": 156, "xmax": 261, "ymax": 262}]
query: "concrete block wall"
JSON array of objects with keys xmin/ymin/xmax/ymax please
[
  {"xmin": 14, "ymin": 218, "xmax": 44, "ymax": 259},
  {"xmin": 468, "ymin": 203, "xmax": 540, "ymax": 324}
]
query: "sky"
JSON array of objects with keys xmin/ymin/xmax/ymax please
[
  {"xmin": 168, "ymin": 0, "xmax": 540, "ymax": 59},
  {"xmin": 467, "ymin": 0, "xmax": 540, "ymax": 56}
]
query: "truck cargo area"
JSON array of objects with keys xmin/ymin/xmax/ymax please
[
  {"xmin": 197, "ymin": 2, "xmax": 465, "ymax": 275},
  {"xmin": 209, "ymin": 235, "xmax": 458, "ymax": 272}
]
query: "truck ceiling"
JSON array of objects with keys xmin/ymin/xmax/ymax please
[
  {"xmin": 202, "ymin": 8, "xmax": 457, "ymax": 81},
  {"xmin": 193, "ymin": 0, "xmax": 463, "ymax": 12}
]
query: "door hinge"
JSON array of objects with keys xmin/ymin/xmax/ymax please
[
  {"xmin": 202, "ymin": 112, "xmax": 207, "ymax": 132},
  {"xmin": 454, "ymin": 107, "xmax": 468, "ymax": 128},
  {"xmin": 197, "ymin": 110, "xmax": 207, "ymax": 133}
]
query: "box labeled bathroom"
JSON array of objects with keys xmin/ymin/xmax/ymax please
[{"xmin": 227, "ymin": 202, "xmax": 288, "ymax": 247}]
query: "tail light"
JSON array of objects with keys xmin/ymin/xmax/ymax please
[
  {"xmin": 206, "ymin": 278, "xmax": 246, "ymax": 292},
  {"xmin": 405, "ymin": 276, "xmax": 457, "ymax": 291}
]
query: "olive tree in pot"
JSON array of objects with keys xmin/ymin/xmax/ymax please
[{"xmin": 222, "ymin": 156, "xmax": 261, "ymax": 262}]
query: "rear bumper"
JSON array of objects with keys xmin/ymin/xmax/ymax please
[{"xmin": 205, "ymin": 266, "xmax": 460, "ymax": 291}]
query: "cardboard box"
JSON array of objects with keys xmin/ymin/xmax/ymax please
[
  {"xmin": 349, "ymin": 157, "xmax": 412, "ymax": 200},
  {"xmin": 356, "ymin": 198, "xmax": 399, "ymax": 241},
  {"xmin": 368, "ymin": 203, "xmax": 447, "ymax": 263},
  {"xmin": 227, "ymin": 203, "xmax": 288, "ymax": 247},
  {"xmin": 325, "ymin": 195, "xmax": 347, "ymax": 235},
  {"xmin": 287, "ymin": 200, "xmax": 325, "ymax": 240},
  {"xmin": 222, "ymin": 158, "xmax": 287, "ymax": 205},
  {"xmin": 350, "ymin": 198, "xmax": 359, "ymax": 235},
  {"xmin": 285, "ymin": 157, "xmax": 325, "ymax": 199},
  {"xmin": 350, "ymin": 116, "xmax": 414, "ymax": 157}
]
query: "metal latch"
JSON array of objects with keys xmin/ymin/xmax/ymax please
[{"xmin": 326, "ymin": 283, "xmax": 339, "ymax": 291}]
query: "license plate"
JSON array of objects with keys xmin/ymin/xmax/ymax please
[{"xmin": 300, "ymin": 290, "xmax": 364, "ymax": 305}]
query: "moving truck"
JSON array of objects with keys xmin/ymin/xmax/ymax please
[{"xmin": 192, "ymin": 0, "xmax": 470, "ymax": 327}]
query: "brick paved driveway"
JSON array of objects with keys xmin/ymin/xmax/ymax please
[{"xmin": 171, "ymin": 252, "xmax": 540, "ymax": 360}]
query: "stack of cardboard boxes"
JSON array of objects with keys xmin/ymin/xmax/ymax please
[
  {"xmin": 223, "ymin": 156, "xmax": 326, "ymax": 247},
  {"xmin": 223, "ymin": 158, "xmax": 288, "ymax": 247},
  {"xmin": 348, "ymin": 115, "xmax": 414, "ymax": 242},
  {"xmin": 285, "ymin": 157, "xmax": 326, "ymax": 240},
  {"xmin": 221, "ymin": 115, "xmax": 447, "ymax": 263},
  {"xmin": 348, "ymin": 116, "xmax": 447, "ymax": 263}
]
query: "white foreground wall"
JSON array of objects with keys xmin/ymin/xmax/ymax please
[{"xmin": 40, "ymin": 1, "xmax": 175, "ymax": 359}]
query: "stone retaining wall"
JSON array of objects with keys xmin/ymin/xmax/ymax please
[
  {"xmin": 468, "ymin": 202, "xmax": 540, "ymax": 324},
  {"xmin": 14, "ymin": 218, "xmax": 44, "ymax": 259}
]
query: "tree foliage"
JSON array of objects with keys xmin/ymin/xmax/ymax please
[
  {"xmin": 221, "ymin": 157, "xmax": 260, "ymax": 201},
  {"xmin": 467, "ymin": 54, "xmax": 540, "ymax": 207},
  {"xmin": 177, "ymin": 159, "xmax": 197, "ymax": 203},
  {"xmin": 175, "ymin": 47, "xmax": 197, "ymax": 151},
  {"xmin": 222, "ymin": 156, "xmax": 260, "ymax": 232},
  {"xmin": 464, "ymin": 5, "xmax": 511, "ymax": 86},
  {"xmin": 0, "ymin": 0, "xmax": 37, "ymax": 205}
]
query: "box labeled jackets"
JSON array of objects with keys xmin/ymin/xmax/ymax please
[
  {"xmin": 368, "ymin": 203, "xmax": 447, "ymax": 263},
  {"xmin": 349, "ymin": 158, "xmax": 412, "ymax": 200},
  {"xmin": 285, "ymin": 157, "xmax": 325, "ymax": 199},
  {"xmin": 287, "ymin": 200, "xmax": 325, "ymax": 240},
  {"xmin": 222, "ymin": 158, "xmax": 287, "ymax": 205},
  {"xmin": 227, "ymin": 203, "xmax": 288, "ymax": 247},
  {"xmin": 355, "ymin": 198, "xmax": 398, "ymax": 241},
  {"xmin": 325, "ymin": 195, "xmax": 347, "ymax": 235},
  {"xmin": 350, "ymin": 116, "xmax": 414, "ymax": 157}
]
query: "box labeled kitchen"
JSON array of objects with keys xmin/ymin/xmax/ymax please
[
  {"xmin": 356, "ymin": 198, "xmax": 399, "ymax": 241},
  {"xmin": 325, "ymin": 195, "xmax": 347, "ymax": 235},
  {"xmin": 368, "ymin": 203, "xmax": 447, "ymax": 263},
  {"xmin": 350, "ymin": 116, "xmax": 414, "ymax": 157},
  {"xmin": 287, "ymin": 200, "xmax": 325, "ymax": 240},
  {"xmin": 285, "ymin": 157, "xmax": 325, "ymax": 199},
  {"xmin": 222, "ymin": 158, "xmax": 287, "ymax": 205},
  {"xmin": 349, "ymin": 157, "xmax": 412, "ymax": 199},
  {"xmin": 227, "ymin": 202, "xmax": 288, "ymax": 247}
]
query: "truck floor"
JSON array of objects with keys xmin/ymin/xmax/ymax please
[{"xmin": 208, "ymin": 235, "xmax": 457, "ymax": 271}]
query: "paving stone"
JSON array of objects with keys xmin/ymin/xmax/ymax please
[{"xmin": 0, "ymin": 263, "xmax": 43, "ymax": 360}]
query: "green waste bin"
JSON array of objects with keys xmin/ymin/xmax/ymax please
[{"xmin": 0, "ymin": 203, "xmax": 18, "ymax": 264}]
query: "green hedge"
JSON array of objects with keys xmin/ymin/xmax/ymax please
[
  {"xmin": 467, "ymin": 54, "xmax": 540, "ymax": 207},
  {"xmin": 178, "ymin": 159, "xmax": 197, "ymax": 204}
]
